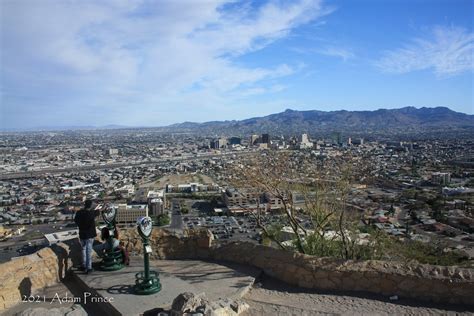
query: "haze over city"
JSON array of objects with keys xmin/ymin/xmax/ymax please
[{"xmin": 1, "ymin": 0, "xmax": 473, "ymax": 129}]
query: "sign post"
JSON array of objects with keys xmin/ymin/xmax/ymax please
[{"xmin": 134, "ymin": 216, "xmax": 161, "ymax": 295}]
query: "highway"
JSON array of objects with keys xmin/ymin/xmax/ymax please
[{"xmin": 0, "ymin": 151, "xmax": 256, "ymax": 180}]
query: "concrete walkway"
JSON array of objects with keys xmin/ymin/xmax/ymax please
[{"xmin": 72, "ymin": 257, "xmax": 260, "ymax": 316}]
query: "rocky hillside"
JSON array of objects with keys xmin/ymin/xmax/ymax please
[{"xmin": 165, "ymin": 106, "xmax": 474, "ymax": 137}]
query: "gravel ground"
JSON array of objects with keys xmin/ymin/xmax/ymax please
[{"xmin": 242, "ymin": 276, "xmax": 474, "ymax": 316}]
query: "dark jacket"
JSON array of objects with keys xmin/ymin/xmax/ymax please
[{"xmin": 74, "ymin": 209, "xmax": 99, "ymax": 239}]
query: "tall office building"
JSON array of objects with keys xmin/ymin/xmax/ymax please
[
  {"xmin": 299, "ymin": 134, "xmax": 309, "ymax": 143},
  {"xmin": 250, "ymin": 134, "xmax": 259, "ymax": 146},
  {"xmin": 298, "ymin": 133, "xmax": 313, "ymax": 149},
  {"xmin": 218, "ymin": 138, "xmax": 227, "ymax": 148},
  {"xmin": 228, "ymin": 137, "xmax": 241, "ymax": 145},
  {"xmin": 149, "ymin": 198, "xmax": 164, "ymax": 217},
  {"xmin": 431, "ymin": 172, "xmax": 451, "ymax": 185},
  {"xmin": 210, "ymin": 138, "xmax": 228, "ymax": 149},
  {"xmin": 331, "ymin": 132, "xmax": 342, "ymax": 145}
]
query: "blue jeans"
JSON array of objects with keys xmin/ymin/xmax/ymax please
[{"xmin": 80, "ymin": 238, "xmax": 94, "ymax": 270}]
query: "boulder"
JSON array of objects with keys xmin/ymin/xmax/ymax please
[
  {"xmin": 171, "ymin": 292, "xmax": 208, "ymax": 315},
  {"xmin": 170, "ymin": 293, "xmax": 249, "ymax": 316}
]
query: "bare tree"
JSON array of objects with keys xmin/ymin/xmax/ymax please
[
  {"xmin": 229, "ymin": 151, "xmax": 309, "ymax": 252},
  {"xmin": 228, "ymin": 151, "xmax": 361, "ymax": 257}
]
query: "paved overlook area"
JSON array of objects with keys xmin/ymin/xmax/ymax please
[{"xmin": 5, "ymin": 257, "xmax": 474, "ymax": 316}]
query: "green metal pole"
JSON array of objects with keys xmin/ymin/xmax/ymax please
[
  {"xmin": 134, "ymin": 216, "xmax": 161, "ymax": 295},
  {"xmin": 144, "ymin": 237, "xmax": 150, "ymax": 281}
]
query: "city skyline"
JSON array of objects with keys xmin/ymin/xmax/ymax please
[{"xmin": 1, "ymin": 0, "xmax": 473, "ymax": 129}]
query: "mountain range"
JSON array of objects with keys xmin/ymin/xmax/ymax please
[
  {"xmin": 3, "ymin": 107, "xmax": 473, "ymax": 137},
  {"xmin": 165, "ymin": 106, "xmax": 474, "ymax": 137}
]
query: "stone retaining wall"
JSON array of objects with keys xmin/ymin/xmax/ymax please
[
  {"xmin": 121, "ymin": 227, "xmax": 213, "ymax": 259},
  {"xmin": 209, "ymin": 241, "xmax": 474, "ymax": 305},
  {"xmin": 122, "ymin": 228, "xmax": 474, "ymax": 305},
  {"xmin": 0, "ymin": 243, "xmax": 71, "ymax": 311},
  {"xmin": 1, "ymin": 227, "xmax": 473, "ymax": 311}
]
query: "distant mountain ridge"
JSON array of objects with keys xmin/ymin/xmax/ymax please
[
  {"xmin": 0, "ymin": 124, "xmax": 129, "ymax": 132},
  {"xmin": 165, "ymin": 106, "xmax": 474, "ymax": 136},
  {"xmin": 2, "ymin": 107, "xmax": 472, "ymax": 137}
]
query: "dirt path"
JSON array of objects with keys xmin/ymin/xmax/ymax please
[{"xmin": 242, "ymin": 276, "xmax": 474, "ymax": 316}]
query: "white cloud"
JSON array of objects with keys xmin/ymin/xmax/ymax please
[
  {"xmin": 1, "ymin": 0, "xmax": 329, "ymax": 127},
  {"xmin": 316, "ymin": 47, "xmax": 354, "ymax": 61},
  {"xmin": 376, "ymin": 26, "xmax": 474, "ymax": 77},
  {"xmin": 290, "ymin": 45, "xmax": 354, "ymax": 61}
]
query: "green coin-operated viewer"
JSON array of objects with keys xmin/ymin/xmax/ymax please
[
  {"xmin": 100, "ymin": 204, "xmax": 124, "ymax": 271},
  {"xmin": 134, "ymin": 216, "xmax": 161, "ymax": 295}
]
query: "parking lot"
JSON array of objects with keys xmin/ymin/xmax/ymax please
[
  {"xmin": 166, "ymin": 197, "xmax": 315, "ymax": 244},
  {"xmin": 167, "ymin": 197, "xmax": 261, "ymax": 242},
  {"xmin": 183, "ymin": 214, "xmax": 262, "ymax": 243}
]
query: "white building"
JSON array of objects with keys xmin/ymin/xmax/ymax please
[
  {"xmin": 165, "ymin": 183, "xmax": 219, "ymax": 193},
  {"xmin": 44, "ymin": 229, "xmax": 81, "ymax": 245},
  {"xmin": 109, "ymin": 148, "xmax": 119, "ymax": 156},
  {"xmin": 116, "ymin": 204, "xmax": 148, "ymax": 224},
  {"xmin": 147, "ymin": 189, "xmax": 166, "ymax": 203},
  {"xmin": 298, "ymin": 133, "xmax": 313, "ymax": 149},
  {"xmin": 115, "ymin": 184, "xmax": 135, "ymax": 198}
]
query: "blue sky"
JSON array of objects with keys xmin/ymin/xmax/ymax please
[{"xmin": 1, "ymin": 0, "xmax": 473, "ymax": 129}]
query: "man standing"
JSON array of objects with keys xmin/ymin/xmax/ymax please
[{"xmin": 74, "ymin": 199, "xmax": 99, "ymax": 273}]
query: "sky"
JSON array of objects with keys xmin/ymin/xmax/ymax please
[{"xmin": 1, "ymin": 0, "xmax": 473, "ymax": 129}]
